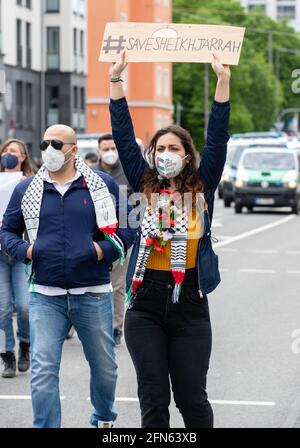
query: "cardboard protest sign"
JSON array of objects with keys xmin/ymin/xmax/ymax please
[
  {"xmin": 99, "ymin": 22, "xmax": 245, "ymax": 65},
  {"xmin": 0, "ymin": 172, "xmax": 23, "ymax": 226}
]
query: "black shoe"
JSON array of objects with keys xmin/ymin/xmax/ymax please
[
  {"xmin": 18, "ymin": 342, "xmax": 30, "ymax": 373},
  {"xmin": 1, "ymin": 352, "xmax": 16, "ymax": 378},
  {"xmin": 113, "ymin": 330, "xmax": 122, "ymax": 347}
]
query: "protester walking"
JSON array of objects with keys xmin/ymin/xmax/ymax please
[
  {"xmin": 109, "ymin": 51, "xmax": 231, "ymax": 428},
  {"xmin": 0, "ymin": 126, "xmax": 136, "ymax": 428},
  {"xmin": 97, "ymin": 134, "xmax": 133, "ymax": 346},
  {"xmin": 0, "ymin": 139, "xmax": 33, "ymax": 378}
]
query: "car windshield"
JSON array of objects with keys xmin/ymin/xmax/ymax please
[
  {"xmin": 242, "ymin": 152, "xmax": 295, "ymax": 170},
  {"xmin": 231, "ymin": 146, "xmax": 247, "ymax": 166}
]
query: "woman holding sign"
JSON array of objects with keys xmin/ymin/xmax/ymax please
[
  {"xmin": 109, "ymin": 52, "xmax": 230, "ymax": 428},
  {"xmin": 0, "ymin": 140, "xmax": 33, "ymax": 378}
]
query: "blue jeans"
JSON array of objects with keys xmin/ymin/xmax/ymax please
[
  {"xmin": 0, "ymin": 251, "xmax": 30, "ymax": 353},
  {"xmin": 29, "ymin": 291, "xmax": 118, "ymax": 428}
]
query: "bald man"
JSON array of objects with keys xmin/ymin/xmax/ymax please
[{"xmin": 0, "ymin": 125, "xmax": 136, "ymax": 428}]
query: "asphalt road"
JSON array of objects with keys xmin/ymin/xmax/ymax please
[{"xmin": 1, "ymin": 199, "xmax": 300, "ymax": 428}]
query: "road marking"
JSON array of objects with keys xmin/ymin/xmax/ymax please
[
  {"xmin": 287, "ymin": 251, "xmax": 300, "ymax": 255},
  {"xmin": 87, "ymin": 397, "xmax": 275, "ymax": 406},
  {"xmin": 247, "ymin": 249, "xmax": 278, "ymax": 254},
  {"xmin": 0, "ymin": 395, "xmax": 274, "ymax": 407},
  {"xmin": 288, "ymin": 271, "xmax": 300, "ymax": 275},
  {"xmin": 214, "ymin": 215, "xmax": 295, "ymax": 249},
  {"xmin": 240, "ymin": 269, "xmax": 276, "ymax": 274},
  {"xmin": 0, "ymin": 395, "xmax": 65, "ymax": 400},
  {"xmin": 219, "ymin": 268, "xmax": 229, "ymax": 273},
  {"xmin": 210, "ymin": 400, "xmax": 275, "ymax": 406}
]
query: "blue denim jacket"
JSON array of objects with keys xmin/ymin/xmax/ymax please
[{"xmin": 110, "ymin": 97, "xmax": 230, "ymax": 295}]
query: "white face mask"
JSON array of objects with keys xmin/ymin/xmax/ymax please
[
  {"xmin": 102, "ymin": 150, "xmax": 119, "ymax": 166},
  {"xmin": 155, "ymin": 151, "xmax": 188, "ymax": 179},
  {"xmin": 42, "ymin": 146, "xmax": 73, "ymax": 173}
]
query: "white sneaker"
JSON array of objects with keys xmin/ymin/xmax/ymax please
[{"xmin": 97, "ymin": 421, "xmax": 114, "ymax": 428}]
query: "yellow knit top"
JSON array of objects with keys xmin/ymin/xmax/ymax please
[{"xmin": 147, "ymin": 211, "xmax": 201, "ymax": 271}]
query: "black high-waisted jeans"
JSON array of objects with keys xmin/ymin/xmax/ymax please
[{"xmin": 124, "ymin": 268, "xmax": 213, "ymax": 428}]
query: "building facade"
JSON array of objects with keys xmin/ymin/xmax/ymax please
[
  {"xmin": 87, "ymin": 0, "xmax": 174, "ymax": 146},
  {"xmin": 239, "ymin": 0, "xmax": 300, "ymax": 31},
  {"xmin": 0, "ymin": 0, "xmax": 87, "ymax": 155}
]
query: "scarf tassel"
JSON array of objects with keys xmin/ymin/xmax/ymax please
[{"xmin": 172, "ymin": 270, "xmax": 185, "ymax": 303}]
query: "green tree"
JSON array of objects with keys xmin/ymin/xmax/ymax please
[{"xmin": 173, "ymin": 0, "xmax": 300, "ymax": 149}]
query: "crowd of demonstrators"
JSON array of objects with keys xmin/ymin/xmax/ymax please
[
  {"xmin": 0, "ymin": 139, "xmax": 33, "ymax": 378},
  {"xmin": 109, "ymin": 51, "xmax": 231, "ymax": 428},
  {"xmin": 0, "ymin": 128, "xmax": 136, "ymax": 428},
  {"xmin": 0, "ymin": 52, "xmax": 231, "ymax": 429}
]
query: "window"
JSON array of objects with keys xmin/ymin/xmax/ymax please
[
  {"xmin": 47, "ymin": 27, "xmax": 60, "ymax": 70},
  {"xmin": 156, "ymin": 66, "xmax": 162, "ymax": 97},
  {"xmin": 73, "ymin": 86, "xmax": 78, "ymax": 110},
  {"xmin": 26, "ymin": 0, "xmax": 31, "ymax": 8},
  {"xmin": 156, "ymin": 114, "xmax": 162, "ymax": 131},
  {"xmin": 79, "ymin": 31, "xmax": 84, "ymax": 73},
  {"xmin": 16, "ymin": 0, "xmax": 22, "ymax": 6},
  {"xmin": 46, "ymin": 0, "xmax": 60, "ymax": 12},
  {"xmin": 73, "ymin": 28, "xmax": 77, "ymax": 55},
  {"xmin": 79, "ymin": 0, "xmax": 85, "ymax": 16},
  {"xmin": 277, "ymin": 5, "xmax": 296, "ymax": 19},
  {"xmin": 16, "ymin": 81, "xmax": 23, "ymax": 126},
  {"xmin": 25, "ymin": 83, "xmax": 32, "ymax": 126},
  {"xmin": 73, "ymin": 86, "xmax": 78, "ymax": 128},
  {"xmin": 16, "ymin": 19, "xmax": 22, "ymax": 66},
  {"xmin": 80, "ymin": 88, "xmax": 85, "ymax": 129},
  {"xmin": 26, "ymin": 23, "xmax": 31, "ymax": 69},
  {"xmin": 248, "ymin": 4, "xmax": 266, "ymax": 12},
  {"xmin": 80, "ymin": 88, "xmax": 85, "ymax": 110},
  {"xmin": 163, "ymin": 69, "xmax": 169, "ymax": 97},
  {"xmin": 47, "ymin": 86, "xmax": 59, "ymax": 126},
  {"xmin": 80, "ymin": 31, "xmax": 84, "ymax": 56}
]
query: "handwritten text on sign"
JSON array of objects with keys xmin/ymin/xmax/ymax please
[{"xmin": 99, "ymin": 23, "xmax": 245, "ymax": 65}]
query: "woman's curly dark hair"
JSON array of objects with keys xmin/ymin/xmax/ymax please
[{"xmin": 143, "ymin": 125, "xmax": 204, "ymax": 204}]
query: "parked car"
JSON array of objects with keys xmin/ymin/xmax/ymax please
[{"xmin": 234, "ymin": 147, "xmax": 300, "ymax": 214}]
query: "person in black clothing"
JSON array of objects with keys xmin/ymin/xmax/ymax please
[{"xmin": 109, "ymin": 51, "xmax": 231, "ymax": 428}]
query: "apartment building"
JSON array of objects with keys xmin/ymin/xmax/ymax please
[
  {"xmin": 87, "ymin": 0, "xmax": 174, "ymax": 146},
  {"xmin": 239, "ymin": 0, "xmax": 300, "ymax": 31},
  {"xmin": 0, "ymin": 0, "xmax": 87, "ymax": 154}
]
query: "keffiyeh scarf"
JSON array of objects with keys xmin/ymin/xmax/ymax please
[
  {"xmin": 21, "ymin": 155, "xmax": 125, "ymax": 264},
  {"xmin": 127, "ymin": 189, "xmax": 201, "ymax": 304}
]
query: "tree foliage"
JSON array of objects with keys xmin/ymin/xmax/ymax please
[{"xmin": 173, "ymin": 0, "xmax": 300, "ymax": 150}]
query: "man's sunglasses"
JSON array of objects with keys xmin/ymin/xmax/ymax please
[{"xmin": 40, "ymin": 140, "xmax": 76, "ymax": 151}]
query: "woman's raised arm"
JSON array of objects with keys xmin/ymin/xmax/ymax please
[
  {"xmin": 199, "ymin": 54, "xmax": 231, "ymax": 193},
  {"xmin": 109, "ymin": 52, "xmax": 148, "ymax": 192}
]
